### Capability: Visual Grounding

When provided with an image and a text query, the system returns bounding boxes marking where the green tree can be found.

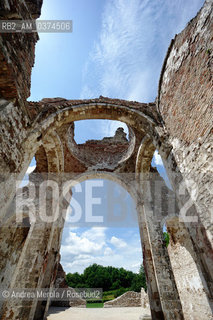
[66,272,84,287]
[163,232,170,247]
[130,265,147,292]
[65,263,147,293]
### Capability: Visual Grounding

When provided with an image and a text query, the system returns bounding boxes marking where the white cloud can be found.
[153,150,163,166]
[79,0,204,143]
[26,166,36,174]
[101,120,128,137]
[81,0,155,101]
[131,262,141,269]
[80,0,204,105]
[60,227,143,274]
[61,227,107,257]
[62,232,102,255]
[104,247,113,256]
[110,236,127,248]
[81,227,107,242]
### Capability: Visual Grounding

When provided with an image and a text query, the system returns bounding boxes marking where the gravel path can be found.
[47,307,151,320]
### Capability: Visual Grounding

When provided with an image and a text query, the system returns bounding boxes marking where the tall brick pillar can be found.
[138,174,184,320]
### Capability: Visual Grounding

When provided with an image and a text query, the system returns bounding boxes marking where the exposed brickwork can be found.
[66,125,136,171]
[28,97,159,123]
[0,1,42,104]
[158,1,213,144]
[0,100,30,172]
[158,3,213,316]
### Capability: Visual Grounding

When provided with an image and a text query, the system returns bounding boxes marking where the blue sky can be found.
[60,180,142,273]
[27,0,204,273]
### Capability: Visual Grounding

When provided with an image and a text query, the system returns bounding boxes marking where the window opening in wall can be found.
[151,150,172,190]
[74,120,129,144]
[20,157,37,187]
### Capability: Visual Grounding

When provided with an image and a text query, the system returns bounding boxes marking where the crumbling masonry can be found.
[0,0,212,319]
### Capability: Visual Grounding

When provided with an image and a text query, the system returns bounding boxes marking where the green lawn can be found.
[103,294,114,300]
[102,289,117,301]
[86,302,104,308]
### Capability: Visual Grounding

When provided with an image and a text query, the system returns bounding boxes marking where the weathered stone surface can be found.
[51,263,86,308]
[104,291,143,308]
[141,288,149,309]
[139,315,152,320]
[0,1,42,105]
[54,262,68,289]
[103,288,149,309]
[66,125,135,170]
[167,218,213,320]
[158,1,213,317]
[158,0,213,144]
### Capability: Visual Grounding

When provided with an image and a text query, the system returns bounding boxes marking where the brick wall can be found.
[0,0,43,105]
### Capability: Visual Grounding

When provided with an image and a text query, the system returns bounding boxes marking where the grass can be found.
[103,294,114,300]
[102,289,117,301]
[86,302,104,308]
[86,289,129,308]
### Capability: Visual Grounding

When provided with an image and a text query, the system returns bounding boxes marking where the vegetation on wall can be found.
[163,231,170,247]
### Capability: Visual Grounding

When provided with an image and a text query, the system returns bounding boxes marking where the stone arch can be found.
[0,133,65,320]
[0,99,162,220]
[37,131,64,173]
[0,98,211,319]
[32,170,141,320]
[136,137,213,319]
[135,137,184,319]
[64,170,138,202]
[66,123,136,170]
[25,100,161,156]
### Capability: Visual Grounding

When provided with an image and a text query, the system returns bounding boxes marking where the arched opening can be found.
[74,120,129,144]
[66,120,135,170]
[151,150,172,190]
[61,179,140,269]
[150,149,213,319]
[0,144,62,319]
[151,150,172,247]
[47,177,149,316]
[20,157,37,187]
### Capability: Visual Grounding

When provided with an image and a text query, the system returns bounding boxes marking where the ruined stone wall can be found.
[0,1,42,104]
[158,0,213,234]
[0,0,43,218]
[158,0,213,316]
[0,100,30,173]
[158,1,212,143]
[65,124,138,171]
[0,96,35,225]
[167,219,213,320]
[50,263,86,308]
[104,291,143,308]
[0,224,30,292]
